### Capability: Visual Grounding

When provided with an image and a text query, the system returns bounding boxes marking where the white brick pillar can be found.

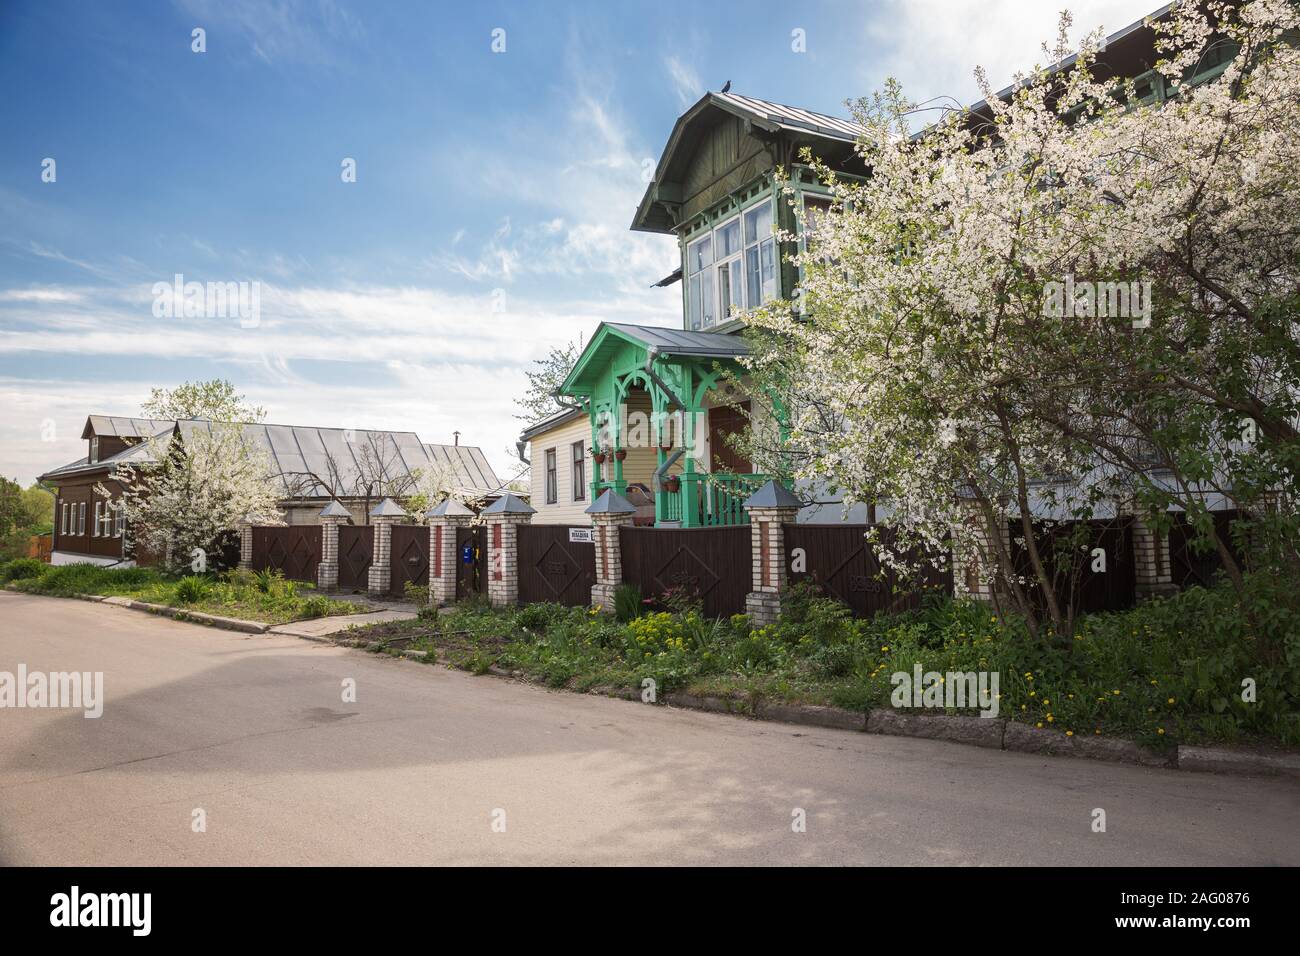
[237,522,253,570]
[1127,509,1175,600]
[481,493,535,608]
[367,497,408,595]
[743,481,802,625]
[951,499,1010,603]
[317,500,350,590]
[587,489,637,613]
[426,498,474,606]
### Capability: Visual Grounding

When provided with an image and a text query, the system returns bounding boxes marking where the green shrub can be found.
[403,581,430,607]
[1,558,47,583]
[299,595,332,619]
[174,575,210,604]
[613,583,643,622]
[253,569,278,593]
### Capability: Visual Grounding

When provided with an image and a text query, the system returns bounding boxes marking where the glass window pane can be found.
[687,235,711,274]
[717,264,731,319]
[688,274,701,329]
[700,269,715,327]
[761,239,776,302]
[717,219,740,258]
[746,246,761,308]
[743,200,771,245]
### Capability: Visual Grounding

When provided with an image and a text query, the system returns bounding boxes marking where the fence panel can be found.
[1169,510,1243,590]
[620,525,751,618]
[517,524,596,607]
[390,524,430,597]
[1009,518,1135,617]
[251,525,321,583]
[784,524,953,619]
[338,524,373,591]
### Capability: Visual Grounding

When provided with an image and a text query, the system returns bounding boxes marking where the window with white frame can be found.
[115,504,125,538]
[89,436,99,463]
[78,502,86,536]
[92,502,100,537]
[60,502,67,535]
[685,197,776,330]
[100,501,113,537]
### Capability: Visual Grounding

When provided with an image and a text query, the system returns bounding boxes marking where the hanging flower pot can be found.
[593,451,607,464]
[664,475,681,493]
[614,448,627,462]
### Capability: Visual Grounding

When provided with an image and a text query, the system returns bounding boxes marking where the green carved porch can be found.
[559,322,777,527]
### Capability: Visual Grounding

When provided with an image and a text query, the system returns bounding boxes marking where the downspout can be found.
[515,440,530,467]
[642,347,687,411]
[653,449,684,490]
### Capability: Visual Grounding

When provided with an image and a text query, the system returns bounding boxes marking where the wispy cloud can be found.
[664,55,702,110]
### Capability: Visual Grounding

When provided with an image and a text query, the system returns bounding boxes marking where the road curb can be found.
[1178,744,1300,778]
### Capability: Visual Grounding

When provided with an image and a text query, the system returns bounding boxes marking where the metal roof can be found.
[318,500,352,518]
[81,416,173,440]
[604,322,751,358]
[712,91,867,143]
[481,492,536,515]
[519,405,586,442]
[744,479,804,509]
[427,498,475,518]
[369,497,408,518]
[585,489,637,515]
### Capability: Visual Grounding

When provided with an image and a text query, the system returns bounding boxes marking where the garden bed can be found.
[2,559,367,626]
[350,576,1299,751]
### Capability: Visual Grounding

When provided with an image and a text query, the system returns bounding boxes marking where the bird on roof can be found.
[720,80,731,93]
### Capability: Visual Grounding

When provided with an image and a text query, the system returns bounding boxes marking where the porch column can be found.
[427,498,474,606]
[237,521,253,570]
[586,490,637,613]
[481,493,535,608]
[743,481,802,625]
[367,497,408,595]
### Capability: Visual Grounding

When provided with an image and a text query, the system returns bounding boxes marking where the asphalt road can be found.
[0,591,1295,866]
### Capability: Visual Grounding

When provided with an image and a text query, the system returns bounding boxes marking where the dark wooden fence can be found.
[784,524,953,619]
[620,525,750,618]
[1169,510,1244,589]
[1009,518,1135,617]
[337,524,373,591]
[390,524,431,596]
[251,525,321,582]
[517,524,596,607]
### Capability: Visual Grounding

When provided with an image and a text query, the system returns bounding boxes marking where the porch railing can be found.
[674,472,771,527]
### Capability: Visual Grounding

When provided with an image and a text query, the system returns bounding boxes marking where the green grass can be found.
[350,577,1300,750]
[8,562,368,625]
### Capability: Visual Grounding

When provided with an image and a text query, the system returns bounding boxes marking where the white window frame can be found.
[115,504,125,538]
[78,502,86,536]
[684,195,776,330]
[89,436,99,463]
[60,502,68,535]
[92,502,100,537]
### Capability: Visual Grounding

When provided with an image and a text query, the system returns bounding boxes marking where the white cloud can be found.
[861,0,1163,111]
[664,55,703,110]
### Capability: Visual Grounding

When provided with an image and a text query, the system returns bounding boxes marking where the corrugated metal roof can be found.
[714,91,866,143]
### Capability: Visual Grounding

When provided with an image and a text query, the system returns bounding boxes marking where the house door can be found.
[708,401,752,473]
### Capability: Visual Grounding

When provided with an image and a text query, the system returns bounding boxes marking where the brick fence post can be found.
[316,500,350,590]
[1125,507,1176,600]
[586,489,637,613]
[237,521,253,570]
[426,498,474,606]
[742,481,803,625]
[367,497,408,596]
[950,498,1010,603]
[481,493,535,608]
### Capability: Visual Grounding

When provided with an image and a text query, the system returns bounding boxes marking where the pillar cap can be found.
[743,480,803,510]
[481,492,536,515]
[426,497,474,518]
[369,496,408,518]
[319,500,351,519]
[585,489,637,515]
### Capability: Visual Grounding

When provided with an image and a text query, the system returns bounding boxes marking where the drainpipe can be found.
[653,449,685,491]
[515,440,530,466]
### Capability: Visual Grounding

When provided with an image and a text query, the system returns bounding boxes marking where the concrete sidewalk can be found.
[268,606,417,640]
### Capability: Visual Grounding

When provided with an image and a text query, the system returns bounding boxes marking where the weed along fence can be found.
[784,524,953,618]
[620,525,751,618]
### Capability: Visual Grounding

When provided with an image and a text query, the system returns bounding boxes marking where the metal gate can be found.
[389,524,430,596]
[517,525,596,607]
[337,524,373,591]
[783,524,953,619]
[251,525,321,583]
[619,525,750,618]
[456,525,486,600]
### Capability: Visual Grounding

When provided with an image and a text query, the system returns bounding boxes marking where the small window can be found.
[92,502,100,537]
[78,502,86,536]
[544,448,558,505]
[89,436,99,463]
[571,441,585,501]
[60,502,68,535]
[115,505,125,538]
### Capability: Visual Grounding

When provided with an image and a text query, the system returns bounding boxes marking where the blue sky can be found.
[0,0,1158,486]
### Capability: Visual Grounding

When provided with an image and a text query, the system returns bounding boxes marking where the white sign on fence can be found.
[568,527,593,543]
